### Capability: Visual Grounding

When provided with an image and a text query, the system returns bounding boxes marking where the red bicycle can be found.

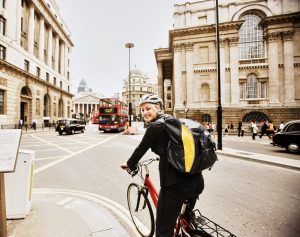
[124,158,236,237]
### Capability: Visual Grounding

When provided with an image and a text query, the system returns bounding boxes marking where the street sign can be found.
[0,129,22,237]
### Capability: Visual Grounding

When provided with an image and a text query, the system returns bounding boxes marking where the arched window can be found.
[239,12,264,59]
[246,73,258,98]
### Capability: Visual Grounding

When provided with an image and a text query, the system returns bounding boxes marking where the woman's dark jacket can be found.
[127,114,203,188]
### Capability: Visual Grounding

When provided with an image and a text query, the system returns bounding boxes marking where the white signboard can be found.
[0,129,22,173]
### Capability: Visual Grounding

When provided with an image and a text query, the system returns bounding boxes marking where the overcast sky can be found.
[55,0,193,97]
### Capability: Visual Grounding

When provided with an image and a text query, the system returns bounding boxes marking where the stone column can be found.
[60,42,65,76]
[47,28,53,66]
[27,3,35,54]
[173,44,184,108]
[157,61,163,99]
[54,35,59,71]
[219,38,226,105]
[185,43,194,105]
[282,31,295,104]
[16,0,22,45]
[229,37,239,106]
[38,16,45,60]
[267,33,280,104]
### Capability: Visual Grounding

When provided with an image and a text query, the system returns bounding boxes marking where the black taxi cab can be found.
[55,119,85,135]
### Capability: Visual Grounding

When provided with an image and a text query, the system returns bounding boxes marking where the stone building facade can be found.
[154,0,300,127]
[0,0,73,126]
[122,69,157,119]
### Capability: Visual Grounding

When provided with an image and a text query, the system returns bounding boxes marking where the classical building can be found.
[72,79,104,116]
[122,69,157,119]
[155,0,300,127]
[0,0,73,126]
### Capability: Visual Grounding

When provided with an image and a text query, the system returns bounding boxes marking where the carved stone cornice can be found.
[228,37,239,47]
[169,21,243,47]
[219,38,227,47]
[260,12,300,27]
[173,43,183,52]
[239,65,269,70]
[265,32,281,43]
[0,78,7,87]
[194,68,216,72]
[185,42,194,51]
[282,31,294,41]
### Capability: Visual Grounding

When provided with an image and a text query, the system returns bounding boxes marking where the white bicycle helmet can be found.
[139,94,163,108]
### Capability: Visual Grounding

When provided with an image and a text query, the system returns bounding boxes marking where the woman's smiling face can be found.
[140,103,160,122]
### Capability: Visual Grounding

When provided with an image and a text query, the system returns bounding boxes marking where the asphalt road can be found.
[20,125,300,237]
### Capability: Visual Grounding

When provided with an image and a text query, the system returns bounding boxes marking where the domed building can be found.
[122,69,157,120]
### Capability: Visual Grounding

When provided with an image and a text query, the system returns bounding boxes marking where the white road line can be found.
[57,197,74,206]
[30,134,74,154]
[33,188,141,237]
[57,136,91,144]
[34,134,118,174]
[35,156,65,161]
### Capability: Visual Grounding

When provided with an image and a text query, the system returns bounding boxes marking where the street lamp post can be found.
[215,0,222,150]
[125,43,134,127]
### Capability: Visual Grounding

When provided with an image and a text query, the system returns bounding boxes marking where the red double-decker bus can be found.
[91,110,99,124]
[98,98,128,132]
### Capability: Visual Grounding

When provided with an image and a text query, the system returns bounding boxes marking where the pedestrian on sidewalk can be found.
[278,121,285,132]
[259,120,268,139]
[223,123,229,136]
[251,120,258,140]
[18,118,23,129]
[267,121,275,139]
[237,119,243,137]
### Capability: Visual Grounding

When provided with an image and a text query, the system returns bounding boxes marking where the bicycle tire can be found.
[127,183,155,237]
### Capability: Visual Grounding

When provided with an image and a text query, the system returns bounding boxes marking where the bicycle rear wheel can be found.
[127,183,155,237]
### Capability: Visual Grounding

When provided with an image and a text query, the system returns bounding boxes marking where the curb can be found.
[216,150,300,171]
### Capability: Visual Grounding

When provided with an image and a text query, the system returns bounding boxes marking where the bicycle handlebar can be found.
[126,157,159,177]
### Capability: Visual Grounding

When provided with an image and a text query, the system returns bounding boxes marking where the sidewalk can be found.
[7,123,300,237]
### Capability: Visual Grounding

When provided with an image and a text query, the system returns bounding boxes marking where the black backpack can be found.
[158,116,218,174]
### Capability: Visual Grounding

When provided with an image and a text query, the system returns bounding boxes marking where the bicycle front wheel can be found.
[127,183,155,237]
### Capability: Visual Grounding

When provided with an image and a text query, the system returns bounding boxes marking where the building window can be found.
[60,81,62,89]
[261,81,267,98]
[36,67,40,78]
[239,83,244,99]
[246,74,258,98]
[0,44,6,60]
[68,86,70,92]
[67,71,70,80]
[24,59,29,71]
[53,77,56,86]
[0,15,5,35]
[0,90,4,114]
[46,72,49,82]
[238,13,264,59]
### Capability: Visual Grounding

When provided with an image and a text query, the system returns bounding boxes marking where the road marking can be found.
[34,134,119,174]
[33,188,142,237]
[57,197,74,206]
[35,156,65,161]
[30,134,74,154]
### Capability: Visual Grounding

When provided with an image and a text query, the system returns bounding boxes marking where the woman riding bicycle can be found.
[121,94,204,237]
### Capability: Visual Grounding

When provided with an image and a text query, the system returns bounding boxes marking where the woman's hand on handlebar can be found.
[120,163,129,170]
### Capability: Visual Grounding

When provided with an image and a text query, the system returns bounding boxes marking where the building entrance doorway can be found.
[20,101,27,123]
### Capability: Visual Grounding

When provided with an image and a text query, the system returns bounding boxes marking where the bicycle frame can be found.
[144,174,159,208]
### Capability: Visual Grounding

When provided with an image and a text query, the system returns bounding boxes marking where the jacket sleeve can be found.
[127,124,161,170]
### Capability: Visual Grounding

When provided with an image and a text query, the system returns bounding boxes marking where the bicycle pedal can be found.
[193,216,207,226]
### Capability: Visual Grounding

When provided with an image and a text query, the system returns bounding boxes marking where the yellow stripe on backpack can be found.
[181,125,195,172]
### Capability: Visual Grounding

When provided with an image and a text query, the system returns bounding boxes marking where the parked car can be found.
[272,120,300,153]
[56,119,85,135]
